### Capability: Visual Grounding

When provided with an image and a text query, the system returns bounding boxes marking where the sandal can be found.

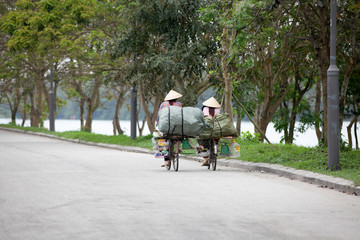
[161,161,169,167]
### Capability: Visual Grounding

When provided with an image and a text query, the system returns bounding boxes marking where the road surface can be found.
[0,129,359,240]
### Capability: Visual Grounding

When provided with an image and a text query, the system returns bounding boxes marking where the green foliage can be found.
[240,131,260,143]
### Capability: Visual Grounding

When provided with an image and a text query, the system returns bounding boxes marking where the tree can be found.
[344,69,360,148]
[1,0,71,126]
[114,0,219,133]
[296,0,330,144]
[226,0,307,141]
[337,0,360,131]
[272,69,316,144]
[198,0,237,123]
[104,71,131,135]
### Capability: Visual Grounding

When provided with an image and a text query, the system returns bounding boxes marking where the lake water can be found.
[0,118,356,148]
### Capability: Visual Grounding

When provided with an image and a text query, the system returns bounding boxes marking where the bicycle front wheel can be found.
[211,152,217,171]
[173,152,179,171]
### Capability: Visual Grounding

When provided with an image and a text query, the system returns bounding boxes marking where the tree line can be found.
[0,0,359,148]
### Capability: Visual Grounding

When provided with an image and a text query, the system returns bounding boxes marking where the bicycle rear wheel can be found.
[168,139,179,171]
[166,158,171,170]
[209,140,217,171]
[166,140,172,171]
[172,139,180,171]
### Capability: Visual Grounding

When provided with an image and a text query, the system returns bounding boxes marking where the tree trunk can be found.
[31,84,43,127]
[257,75,288,141]
[287,110,297,145]
[29,91,35,127]
[236,111,241,136]
[315,79,322,142]
[355,120,359,149]
[347,115,356,149]
[73,76,102,132]
[354,101,359,149]
[6,89,21,124]
[319,61,328,144]
[287,73,313,145]
[339,63,354,131]
[10,100,17,124]
[138,80,161,133]
[136,103,145,137]
[254,102,261,133]
[221,28,234,123]
[112,93,125,135]
[84,99,93,132]
[84,87,101,133]
[112,116,124,135]
[11,110,16,124]
[80,99,85,131]
[21,95,27,127]
[137,116,146,137]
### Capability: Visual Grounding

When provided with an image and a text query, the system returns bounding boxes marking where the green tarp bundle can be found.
[197,113,238,140]
[158,106,206,137]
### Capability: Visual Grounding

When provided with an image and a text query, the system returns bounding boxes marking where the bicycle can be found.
[197,138,219,171]
[166,136,183,171]
[207,138,219,171]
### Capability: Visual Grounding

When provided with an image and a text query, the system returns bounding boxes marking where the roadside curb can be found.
[1,126,359,196]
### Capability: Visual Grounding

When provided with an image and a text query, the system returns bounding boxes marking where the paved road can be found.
[0,129,359,240]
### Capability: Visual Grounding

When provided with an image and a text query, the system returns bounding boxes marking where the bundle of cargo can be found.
[158,106,206,137]
[197,112,238,140]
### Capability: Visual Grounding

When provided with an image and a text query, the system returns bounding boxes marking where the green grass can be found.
[1,123,360,186]
[238,140,360,186]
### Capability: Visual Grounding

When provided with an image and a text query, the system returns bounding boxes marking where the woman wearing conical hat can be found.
[160,90,183,108]
[157,90,183,125]
[157,90,183,167]
[202,97,221,117]
[199,97,221,167]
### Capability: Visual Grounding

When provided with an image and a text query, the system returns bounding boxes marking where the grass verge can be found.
[1,123,359,186]
[238,140,360,186]
[0,124,153,149]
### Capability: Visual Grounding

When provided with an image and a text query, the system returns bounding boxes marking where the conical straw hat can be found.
[203,97,221,108]
[164,90,183,101]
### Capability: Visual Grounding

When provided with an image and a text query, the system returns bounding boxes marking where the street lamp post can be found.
[327,0,340,170]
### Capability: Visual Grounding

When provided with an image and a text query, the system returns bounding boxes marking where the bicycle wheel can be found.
[171,139,179,171]
[166,158,171,170]
[166,140,172,171]
[210,140,217,171]
[173,152,179,171]
[207,140,212,169]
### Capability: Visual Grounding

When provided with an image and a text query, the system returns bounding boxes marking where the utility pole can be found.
[49,58,55,131]
[327,0,340,170]
[130,87,137,140]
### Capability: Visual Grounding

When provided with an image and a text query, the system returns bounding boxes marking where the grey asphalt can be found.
[0,128,360,240]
